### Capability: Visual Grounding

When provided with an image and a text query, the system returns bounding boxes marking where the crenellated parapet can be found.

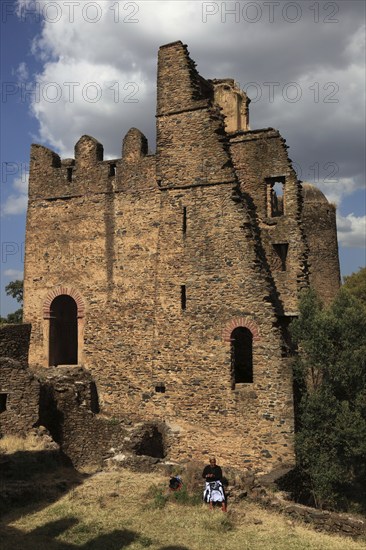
[28,144,62,198]
[28,130,153,200]
[122,128,148,163]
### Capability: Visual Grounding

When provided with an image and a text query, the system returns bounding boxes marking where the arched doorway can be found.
[231,327,253,387]
[49,295,78,366]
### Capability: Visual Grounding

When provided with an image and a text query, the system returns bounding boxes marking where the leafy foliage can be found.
[343,267,366,308]
[1,280,23,324]
[5,279,24,304]
[291,279,366,511]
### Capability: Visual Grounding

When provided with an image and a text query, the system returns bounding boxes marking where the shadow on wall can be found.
[132,424,166,459]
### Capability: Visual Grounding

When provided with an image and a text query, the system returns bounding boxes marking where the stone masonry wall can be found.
[141,41,294,472]
[0,357,40,436]
[36,366,124,467]
[149,181,295,471]
[0,324,31,365]
[22,41,340,474]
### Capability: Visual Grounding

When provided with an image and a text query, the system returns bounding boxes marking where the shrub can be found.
[290,283,366,511]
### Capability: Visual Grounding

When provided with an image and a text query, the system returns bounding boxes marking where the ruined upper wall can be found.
[229,128,308,314]
[156,42,235,188]
[157,41,213,116]
[212,79,250,133]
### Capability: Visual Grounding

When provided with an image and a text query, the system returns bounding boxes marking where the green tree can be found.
[291,281,366,511]
[5,309,23,323]
[1,279,23,324]
[343,267,366,307]
[5,279,23,304]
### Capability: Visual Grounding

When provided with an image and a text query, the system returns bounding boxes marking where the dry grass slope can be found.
[0,434,47,454]
[1,469,365,550]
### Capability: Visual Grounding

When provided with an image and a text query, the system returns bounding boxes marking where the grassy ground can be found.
[0,434,47,454]
[1,469,365,550]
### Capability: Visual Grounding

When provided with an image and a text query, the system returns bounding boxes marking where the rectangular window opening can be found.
[155,383,166,393]
[183,206,187,235]
[181,285,186,310]
[0,393,8,413]
[109,163,117,177]
[266,177,285,217]
[67,167,73,183]
[273,243,289,271]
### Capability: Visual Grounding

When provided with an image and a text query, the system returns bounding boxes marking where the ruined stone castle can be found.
[4,42,341,472]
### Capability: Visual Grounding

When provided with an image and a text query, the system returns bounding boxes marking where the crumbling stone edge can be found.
[251,492,366,539]
[216,467,365,539]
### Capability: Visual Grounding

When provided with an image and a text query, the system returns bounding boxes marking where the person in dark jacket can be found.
[202,457,223,482]
[202,457,227,511]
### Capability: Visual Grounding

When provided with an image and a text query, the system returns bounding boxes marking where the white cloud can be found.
[337,213,366,248]
[2,194,28,216]
[3,269,24,279]
[31,59,147,157]
[13,173,29,195]
[318,178,363,206]
[16,2,364,154]
[1,174,29,216]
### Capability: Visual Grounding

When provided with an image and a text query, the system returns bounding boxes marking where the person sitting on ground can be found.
[202,456,227,511]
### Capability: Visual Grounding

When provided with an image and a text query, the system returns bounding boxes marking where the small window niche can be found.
[231,327,253,388]
[155,383,166,393]
[67,167,73,183]
[0,393,8,413]
[109,163,117,177]
[266,177,285,217]
[181,285,186,310]
[90,382,100,414]
[272,243,289,271]
[182,206,187,235]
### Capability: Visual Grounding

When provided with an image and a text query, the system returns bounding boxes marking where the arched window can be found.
[231,327,253,387]
[49,295,78,366]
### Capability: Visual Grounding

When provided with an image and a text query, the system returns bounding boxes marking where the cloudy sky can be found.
[1,0,365,315]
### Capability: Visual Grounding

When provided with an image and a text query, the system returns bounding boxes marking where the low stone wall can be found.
[36,366,125,467]
[0,324,31,364]
[0,357,40,436]
[259,495,366,538]
[0,358,169,469]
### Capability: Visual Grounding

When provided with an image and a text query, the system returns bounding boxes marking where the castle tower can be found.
[301,183,341,305]
[23,41,340,473]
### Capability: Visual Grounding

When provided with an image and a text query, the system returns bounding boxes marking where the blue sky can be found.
[1,0,365,315]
